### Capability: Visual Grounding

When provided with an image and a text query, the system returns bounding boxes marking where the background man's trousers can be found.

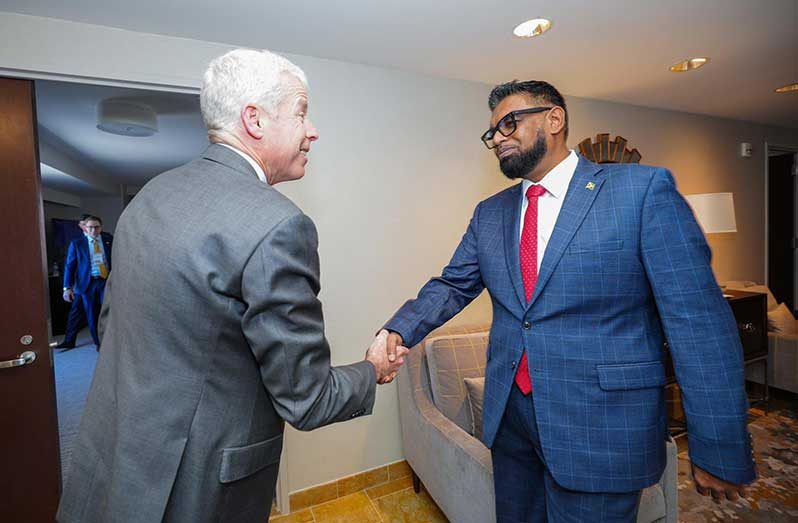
[59,300,87,348]
[78,278,106,347]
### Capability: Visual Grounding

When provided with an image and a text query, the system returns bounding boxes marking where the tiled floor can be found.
[270,477,448,523]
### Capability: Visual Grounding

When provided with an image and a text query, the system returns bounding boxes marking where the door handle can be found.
[0,351,36,370]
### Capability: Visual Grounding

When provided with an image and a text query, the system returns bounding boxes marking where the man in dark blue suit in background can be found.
[63,215,113,350]
[382,80,754,522]
[55,214,90,350]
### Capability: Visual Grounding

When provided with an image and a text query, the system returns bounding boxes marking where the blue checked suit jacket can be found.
[386,156,755,493]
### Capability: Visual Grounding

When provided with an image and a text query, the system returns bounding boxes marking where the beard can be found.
[499,129,547,180]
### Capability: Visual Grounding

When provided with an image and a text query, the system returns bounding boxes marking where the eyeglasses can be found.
[480,107,552,149]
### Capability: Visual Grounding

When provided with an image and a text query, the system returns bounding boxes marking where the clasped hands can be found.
[365,330,408,385]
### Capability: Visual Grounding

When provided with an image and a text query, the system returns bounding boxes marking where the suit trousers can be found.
[62,298,87,345]
[79,278,106,347]
[491,386,642,523]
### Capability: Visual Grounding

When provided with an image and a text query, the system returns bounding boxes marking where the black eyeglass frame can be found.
[480,107,553,149]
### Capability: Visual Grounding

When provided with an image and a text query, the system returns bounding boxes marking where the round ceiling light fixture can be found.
[97,99,158,137]
[513,18,552,39]
[669,57,710,72]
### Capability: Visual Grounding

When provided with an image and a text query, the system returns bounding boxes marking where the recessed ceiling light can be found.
[775,82,798,93]
[513,18,552,39]
[669,57,710,72]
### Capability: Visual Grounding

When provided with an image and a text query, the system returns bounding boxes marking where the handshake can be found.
[364,329,409,385]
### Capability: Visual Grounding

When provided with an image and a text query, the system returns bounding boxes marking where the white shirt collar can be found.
[218,143,268,184]
[521,150,579,199]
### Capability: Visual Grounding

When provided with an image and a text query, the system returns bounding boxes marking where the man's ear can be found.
[241,104,265,139]
[546,106,566,136]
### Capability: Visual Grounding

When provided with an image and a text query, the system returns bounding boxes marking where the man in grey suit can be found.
[57,49,407,523]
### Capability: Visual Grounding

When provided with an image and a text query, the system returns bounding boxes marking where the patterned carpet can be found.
[677,401,798,522]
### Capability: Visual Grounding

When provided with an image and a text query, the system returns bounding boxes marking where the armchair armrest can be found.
[767,332,798,393]
[397,346,495,523]
[661,437,678,523]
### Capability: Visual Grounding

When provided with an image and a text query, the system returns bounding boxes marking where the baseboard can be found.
[288,460,412,512]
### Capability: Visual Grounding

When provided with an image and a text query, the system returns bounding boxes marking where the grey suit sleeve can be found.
[240,213,377,431]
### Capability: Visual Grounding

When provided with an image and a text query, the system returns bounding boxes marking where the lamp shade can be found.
[97,99,158,137]
[684,192,737,233]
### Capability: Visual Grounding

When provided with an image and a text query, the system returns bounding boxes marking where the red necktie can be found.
[515,184,547,395]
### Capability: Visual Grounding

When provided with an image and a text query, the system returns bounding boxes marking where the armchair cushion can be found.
[424,332,488,433]
[769,303,797,334]
[464,377,485,440]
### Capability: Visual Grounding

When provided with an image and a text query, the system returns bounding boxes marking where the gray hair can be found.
[200,49,308,137]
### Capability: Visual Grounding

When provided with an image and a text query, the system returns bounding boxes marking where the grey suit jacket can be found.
[57,144,377,523]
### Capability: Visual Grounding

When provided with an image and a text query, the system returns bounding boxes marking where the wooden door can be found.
[0,77,61,521]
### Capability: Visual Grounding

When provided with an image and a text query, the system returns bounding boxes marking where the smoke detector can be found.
[97,99,158,137]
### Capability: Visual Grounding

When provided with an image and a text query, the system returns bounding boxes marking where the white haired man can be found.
[56,49,407,523]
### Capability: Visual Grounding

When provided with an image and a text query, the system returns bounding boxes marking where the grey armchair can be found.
[397,324,678,523]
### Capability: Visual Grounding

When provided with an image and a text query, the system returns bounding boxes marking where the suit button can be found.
[523,321,531,330]
[511,361,516,368]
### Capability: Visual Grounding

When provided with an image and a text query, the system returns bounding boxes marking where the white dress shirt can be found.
[519,150,579,269]
[218,143,268,184]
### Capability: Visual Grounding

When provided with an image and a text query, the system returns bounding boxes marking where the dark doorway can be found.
[768,150,797,314]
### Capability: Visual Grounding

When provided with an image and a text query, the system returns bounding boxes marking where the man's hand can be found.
[385,331,405,363]
[63,289,74,302]
[366,330,409,384]
[691,463,748,503]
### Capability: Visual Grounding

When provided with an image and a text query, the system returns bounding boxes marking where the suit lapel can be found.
[528,158,605,307]
[502,184,527,308]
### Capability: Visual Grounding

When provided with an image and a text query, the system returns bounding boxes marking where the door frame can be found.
[3,68,291,515]
[764,142,798,313]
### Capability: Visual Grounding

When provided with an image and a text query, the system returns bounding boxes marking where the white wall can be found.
[2,12,797,494]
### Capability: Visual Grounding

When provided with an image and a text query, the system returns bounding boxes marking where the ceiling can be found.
[35,81,208,195]
[4,0,797,130]
[40,163,103,195]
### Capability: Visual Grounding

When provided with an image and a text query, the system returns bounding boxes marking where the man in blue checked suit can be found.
[382,80,754,522]
[62,215,113,349]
